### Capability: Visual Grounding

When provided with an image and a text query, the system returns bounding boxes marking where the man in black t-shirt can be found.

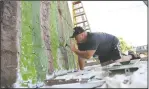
[70,26,140,69]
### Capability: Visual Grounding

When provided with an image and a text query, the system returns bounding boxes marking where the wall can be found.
[1,1,21,87]
[1,1,78,88]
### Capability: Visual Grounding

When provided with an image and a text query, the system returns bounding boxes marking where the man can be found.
[70,26,140,70]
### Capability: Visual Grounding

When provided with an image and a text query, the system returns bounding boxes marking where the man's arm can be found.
[74,49,96,59]
[78,57,86,70]
[71,37,98,59]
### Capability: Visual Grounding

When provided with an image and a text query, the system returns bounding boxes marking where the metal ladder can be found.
[72,1,91,32]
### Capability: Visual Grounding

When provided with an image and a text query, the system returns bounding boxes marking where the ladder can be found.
[72,1,91,32]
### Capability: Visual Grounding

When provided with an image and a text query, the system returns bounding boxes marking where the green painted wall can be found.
[21,2,37,86]
[32,1,48,82]
[49,1,60,70]
[20,1,77,87]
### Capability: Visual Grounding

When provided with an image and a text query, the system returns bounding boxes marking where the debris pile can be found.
[42,60,147,88]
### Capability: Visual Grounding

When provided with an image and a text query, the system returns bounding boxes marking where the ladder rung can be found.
[73,7,83,10]
[84,26,90,29]
[75,20,87,25]
[84,25,89,27]
[72,1,81,5]
[74,12,85,17]
[85,28,90,31]
[86,25,89,27]
[83,25,89,29]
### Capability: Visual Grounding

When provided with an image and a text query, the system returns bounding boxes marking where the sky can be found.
[68,1,147,47]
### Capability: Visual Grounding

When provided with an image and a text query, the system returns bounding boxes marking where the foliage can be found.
[118,37,133,53]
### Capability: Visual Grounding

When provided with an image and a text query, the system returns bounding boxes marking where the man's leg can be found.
[111,42,140,62]
[116,51,140,62]
[100,37,140,65]
[115,55,132,62]
[98,55,113,66]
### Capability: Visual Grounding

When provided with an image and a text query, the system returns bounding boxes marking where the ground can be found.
[41,60,147,88]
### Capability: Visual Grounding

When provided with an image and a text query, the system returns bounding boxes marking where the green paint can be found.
[55,1,76,70]
[32,1,48,82]
[49,1,59,69]
[55,1,69,70]
[20,1,49,87]
[20,1,77,87]
[54,1,77,70]
[63,1,77,70]
[20,1,37,87]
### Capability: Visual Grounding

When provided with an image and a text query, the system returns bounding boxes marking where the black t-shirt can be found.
[78,32,119,56]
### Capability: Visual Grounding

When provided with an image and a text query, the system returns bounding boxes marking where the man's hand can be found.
[70,40,96,59]
[70,42,77,52]
[70,43,95,59]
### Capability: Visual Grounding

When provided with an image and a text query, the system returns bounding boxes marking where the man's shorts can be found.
[99,38,122,66]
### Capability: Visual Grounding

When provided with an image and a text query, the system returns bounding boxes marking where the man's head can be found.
[70,26,87,43]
